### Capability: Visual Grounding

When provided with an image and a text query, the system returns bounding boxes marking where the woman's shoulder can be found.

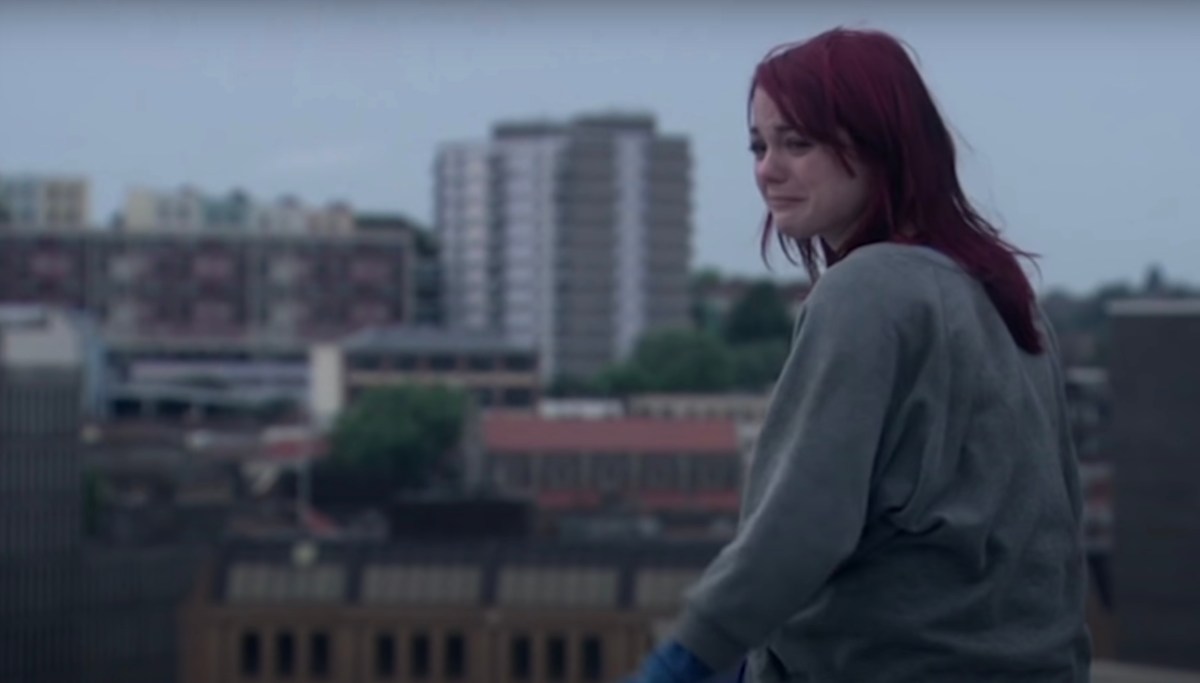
[810,242,956,314]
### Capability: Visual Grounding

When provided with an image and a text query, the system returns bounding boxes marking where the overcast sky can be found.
[1,1,1196,293]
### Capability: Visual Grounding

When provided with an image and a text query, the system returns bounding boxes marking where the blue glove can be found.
[623,640,715,683]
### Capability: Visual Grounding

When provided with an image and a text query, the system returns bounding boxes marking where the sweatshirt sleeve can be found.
[671,259,909,673]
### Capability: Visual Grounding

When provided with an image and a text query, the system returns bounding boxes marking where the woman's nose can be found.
[757,151,787,184]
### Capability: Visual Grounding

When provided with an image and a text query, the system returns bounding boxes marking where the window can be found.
[194,300,234,328]
[350,353,384,371]
[510,635,532,681]
[546,635,567,682]
[374,633,396,678]
[239,632,261,677]
[582,636,604,682]
[504,354,535,371]
[693,456,738,491]
[276,632,295,678]
[502,388,534,407]
[309,632,331,678]
[593,456,630,492]
[410,632,431,680]
[640,458,677,490]
[193,254,234,279]
[445,631,467,680]
[467,355,495,371]
[542,456,580,490]
[498,457,532,490]
[350,258,390,285]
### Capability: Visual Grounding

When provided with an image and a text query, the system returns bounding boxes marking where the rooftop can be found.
[484,414,740,455]
[342,325,537,356]
[0,304,99,369]
[205,536,722,610]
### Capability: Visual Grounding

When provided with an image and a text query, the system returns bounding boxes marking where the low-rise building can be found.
[178,534,1150,683]
[179,537,723,683]
[482,414,741,539]
[309,327,540,425]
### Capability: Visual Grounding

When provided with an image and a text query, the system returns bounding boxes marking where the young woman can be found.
[625,27,1091,683]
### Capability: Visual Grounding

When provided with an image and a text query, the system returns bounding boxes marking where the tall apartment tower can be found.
[0,305,103,682]
[435,113,691,381]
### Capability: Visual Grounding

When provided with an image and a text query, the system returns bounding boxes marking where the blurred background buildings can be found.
[1,3,1198,682]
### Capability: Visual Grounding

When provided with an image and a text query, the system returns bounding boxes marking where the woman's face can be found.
[749,87,870,250]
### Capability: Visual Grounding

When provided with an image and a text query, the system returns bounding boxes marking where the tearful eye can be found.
[785,137,813,152]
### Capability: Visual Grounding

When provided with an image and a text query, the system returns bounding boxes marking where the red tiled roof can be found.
[535,490,740,513]
[261,435,329,461]
[483,414,739,455]
[301,507,340,536]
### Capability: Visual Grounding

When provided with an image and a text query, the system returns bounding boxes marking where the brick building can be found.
[0,228,429,343]
[482,414,741,538]
[179,537,723,683]
[177,534,1161,683]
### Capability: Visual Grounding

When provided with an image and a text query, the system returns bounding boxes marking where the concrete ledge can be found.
[1093,660,1200,683]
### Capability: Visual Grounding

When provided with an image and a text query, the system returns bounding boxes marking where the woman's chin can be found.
[774,222,817,242]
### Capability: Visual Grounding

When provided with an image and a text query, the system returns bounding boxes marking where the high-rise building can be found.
[0,172,90,229]
[0,305,104,682]
[435,113,691,381]
[1107,298,1200,671]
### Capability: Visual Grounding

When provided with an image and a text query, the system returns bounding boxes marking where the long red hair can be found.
[754,27,1043,353]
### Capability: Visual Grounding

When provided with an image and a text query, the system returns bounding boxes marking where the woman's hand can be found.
[618,640,715,683]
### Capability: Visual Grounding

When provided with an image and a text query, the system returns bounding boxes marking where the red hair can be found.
[753,27,1043,354]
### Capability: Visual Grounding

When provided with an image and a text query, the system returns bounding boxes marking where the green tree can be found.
[622,328,736,393]
[688,267,725,334]
[731,338,791,391]
[328,384,468,490]
[1142,263,1167,294]
[547,373,607,397]
[594,362,654,396]
[724,280,793,346]
[690,267,723,290]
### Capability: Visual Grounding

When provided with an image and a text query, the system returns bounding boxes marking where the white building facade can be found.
[435,114,692,382]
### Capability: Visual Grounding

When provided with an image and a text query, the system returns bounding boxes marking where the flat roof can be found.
[1108,298,1200,317]
[484,414,740,455]
[343,326,536,355]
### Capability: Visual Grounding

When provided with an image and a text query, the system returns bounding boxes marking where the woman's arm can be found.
[668,258,911,675]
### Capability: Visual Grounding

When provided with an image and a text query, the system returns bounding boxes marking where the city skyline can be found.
[1,2,1196,293]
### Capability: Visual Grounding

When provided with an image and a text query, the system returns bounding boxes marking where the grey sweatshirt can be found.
[673,243,1091,682]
